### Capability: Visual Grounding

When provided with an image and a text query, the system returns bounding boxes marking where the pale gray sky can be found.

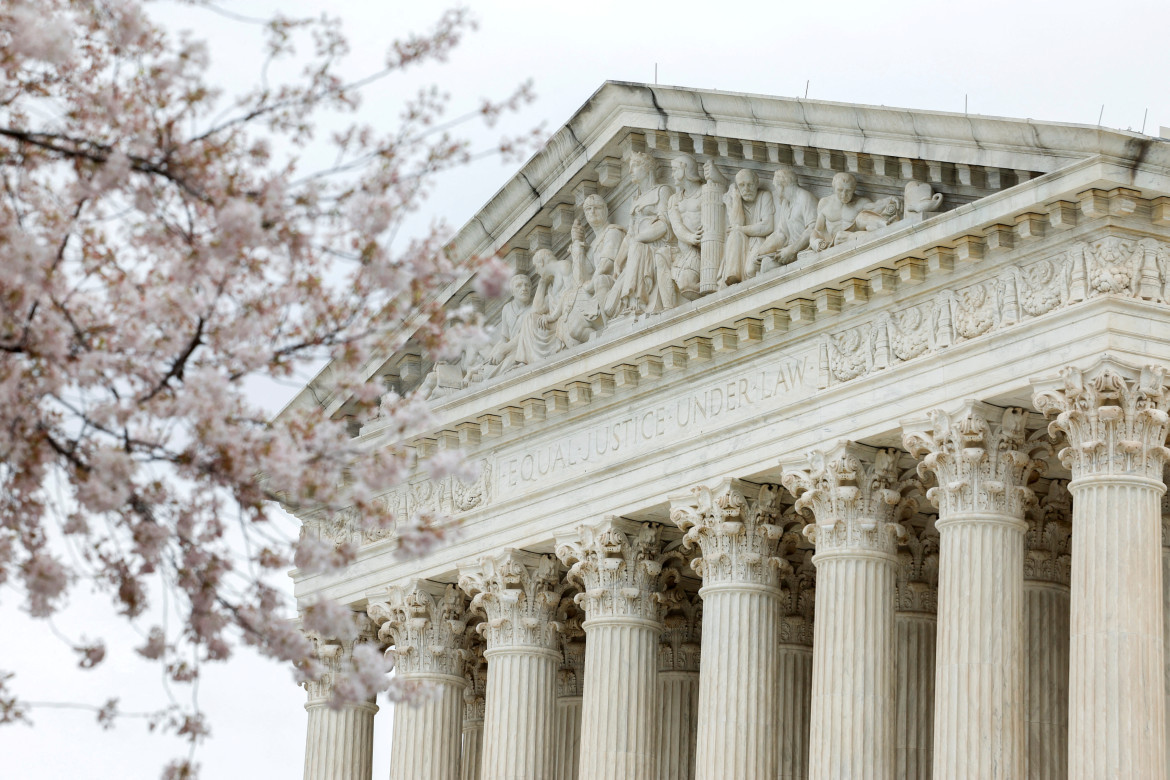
[3,0,1168,777]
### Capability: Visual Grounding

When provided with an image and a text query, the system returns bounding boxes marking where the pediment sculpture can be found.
[421,151,947,401]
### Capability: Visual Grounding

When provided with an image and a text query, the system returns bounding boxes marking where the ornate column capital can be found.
[782,440,911,554]
[462,634,487,723]
[778,548,816,645]
[1024,480,1072,586]
[457,548,564,653]
[1032,359,1170,482]
[896,520,939,614]
[555,517,679,624]
[366,580,470,680]
[302,614,381,707]
[668,478,787,588]
[658,584,702,671]
[555,597,586,697]
[902,401,1046,519]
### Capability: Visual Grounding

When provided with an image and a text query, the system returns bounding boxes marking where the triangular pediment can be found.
[287,81,1170,429]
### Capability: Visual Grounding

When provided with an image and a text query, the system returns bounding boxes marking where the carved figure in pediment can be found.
[653,153,705,310]
[903,180,944,222]
[556,235,606,348]
[605,151,673,317]
[757,167,818,271]
[720,168,775,285]
[418,356,466,400]
[571,195,625,308]
[809,172,902,251]
[498,248,572,371]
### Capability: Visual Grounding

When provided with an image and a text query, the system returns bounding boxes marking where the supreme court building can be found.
[290,82,1170,779]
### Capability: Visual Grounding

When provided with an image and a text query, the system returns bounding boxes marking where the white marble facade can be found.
[289,82,1170,779]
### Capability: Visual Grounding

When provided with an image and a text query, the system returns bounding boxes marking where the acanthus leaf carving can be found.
[1024,480,1072,585]
[366,580,470,679]
[902,402,1047,519]
[1032,359,1170,480]
[895,519,939,614]
[669,479,787,588]
[781,441,914,555]
[555,517,680,623]
[456,549,565,652]
[657,584,702,672]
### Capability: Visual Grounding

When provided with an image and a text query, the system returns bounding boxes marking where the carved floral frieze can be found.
[822,237,1170,387]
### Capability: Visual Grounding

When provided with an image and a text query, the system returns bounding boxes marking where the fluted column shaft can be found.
[458,550,564,780]
[389,674,466,780]
[777,643,813,780]
[579,617,661,778]
[670,480,787,780]
[696,583,781,778]
[461,716,484,780]
[657,670,699,780]
[895,612,936,780]
[1068,477,1165,778]
[554,695,583,780]
[1164,521,1170,778]
[1023,581,1069,780]
[481,646,560,779]
[1034,361,1170,779]
[557,518,672,780]
[808,545,898,778]
[303,698,378,780]
[933,513,1026,779]
[785,441,906,780]
[905,403,1045,780]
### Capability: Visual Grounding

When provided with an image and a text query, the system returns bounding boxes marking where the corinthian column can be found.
[366,582,469,780]
[557,518,675,779]
[1022,481,1071,780]
[554,599,585,780]
[656,584,701,780]
[670,479,786,780]
[1164,492,1170,774]
[776,543,815,780]
[1034,360,1170,779]
[783,441,909,780]
[461,637,487,780]
[302,623,380,780]
[894,518,939,780]
[904,402,1044,780]
[458,549,563,780]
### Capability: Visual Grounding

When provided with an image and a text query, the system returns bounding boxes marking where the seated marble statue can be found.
[505,248,572,370]
[720,168,775,285]
[809,172,902,251]
[418,354,467,401]
[571,194,626,307]
[464,273,533,382]
[756,167,818,271]
[653,153,705,310]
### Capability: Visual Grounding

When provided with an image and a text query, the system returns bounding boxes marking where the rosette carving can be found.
[555,518,681,623]
[782,441,913,554]
[457,549,564,651]
[1023,480,1072,585]
[366,581,470,678]
[657,584,702,671]
[1032,360,1170,481]
[669,479,788,588]
[895,520,939,614]
[903,402,1047,518]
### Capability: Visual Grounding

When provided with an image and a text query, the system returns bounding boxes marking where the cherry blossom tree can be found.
[0,1,529,774]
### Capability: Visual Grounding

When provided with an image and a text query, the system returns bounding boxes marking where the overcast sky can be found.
[3,0,1169,777]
